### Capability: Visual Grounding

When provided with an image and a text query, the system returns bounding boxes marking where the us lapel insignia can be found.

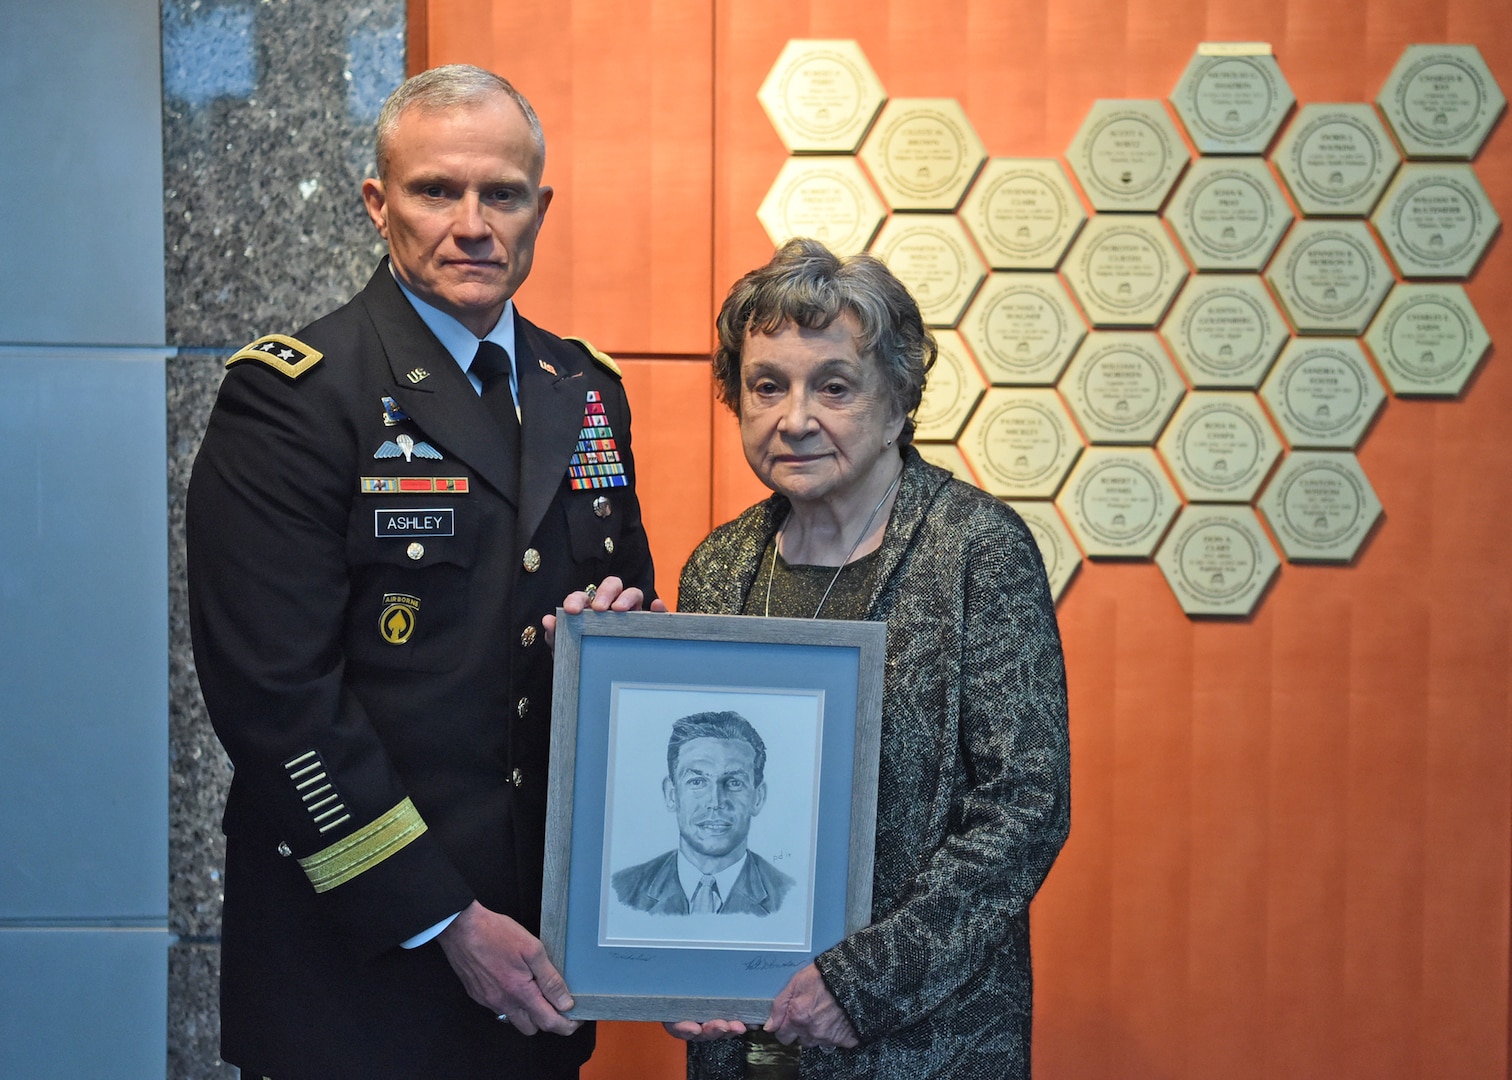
[568,389,628,490]
[380,396,411,426]
[375,433,443,462]
[404,367,430,384]
[538,358,558,377]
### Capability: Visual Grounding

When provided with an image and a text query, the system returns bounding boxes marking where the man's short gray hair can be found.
[713,237,937,445]
[375,64,545,180]
[666,711,767,788]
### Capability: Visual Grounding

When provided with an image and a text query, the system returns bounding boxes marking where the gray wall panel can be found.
[0,1,165,346]
[0,348,168,921]
[0,928,169,1078]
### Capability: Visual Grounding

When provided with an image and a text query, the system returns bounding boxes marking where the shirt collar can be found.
[390,267,517,392]
[677,850,747,911]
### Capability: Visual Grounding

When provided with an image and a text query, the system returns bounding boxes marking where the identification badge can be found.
[374,508,455,537]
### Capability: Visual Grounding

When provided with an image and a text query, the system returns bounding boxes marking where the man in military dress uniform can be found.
[187,65,660,1079]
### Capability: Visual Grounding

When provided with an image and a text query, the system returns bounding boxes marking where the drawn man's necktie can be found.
[690,873,721,913]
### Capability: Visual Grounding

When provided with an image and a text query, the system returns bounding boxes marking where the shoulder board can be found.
[226,334,324,379]
[564,336,622,378]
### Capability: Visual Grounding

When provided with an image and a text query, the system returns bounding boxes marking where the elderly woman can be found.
[662,237,1071,1079]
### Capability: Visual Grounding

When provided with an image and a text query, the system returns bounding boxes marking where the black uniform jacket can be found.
[187,261,656,1079]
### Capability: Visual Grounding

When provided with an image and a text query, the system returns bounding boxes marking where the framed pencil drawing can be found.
[543,610,886,1023]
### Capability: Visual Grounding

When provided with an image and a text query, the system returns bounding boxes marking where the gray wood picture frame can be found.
[543,609,886,1023]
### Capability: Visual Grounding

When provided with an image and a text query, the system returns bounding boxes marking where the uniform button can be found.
[406,542,425,561]
[511,768,524,788]
[520,625,537,648]
[603,537,615,554]
[277,842,292,857]
[522,548,541,572]
[592,496,611,519]
[517,697,530,718]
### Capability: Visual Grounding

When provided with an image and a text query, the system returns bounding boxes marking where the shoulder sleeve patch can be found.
[564,336,622,378]
[226,334,324,379]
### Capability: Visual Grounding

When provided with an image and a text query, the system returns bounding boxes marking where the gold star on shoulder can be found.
[227,334,324,379]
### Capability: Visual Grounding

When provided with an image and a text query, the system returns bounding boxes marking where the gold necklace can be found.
[764,468,902,620]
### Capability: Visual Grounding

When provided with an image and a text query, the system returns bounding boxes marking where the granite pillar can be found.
[162,2,405,1075]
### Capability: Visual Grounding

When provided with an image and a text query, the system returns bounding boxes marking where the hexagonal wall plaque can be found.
[1377,44,1507,160]
[914,441,979,485]
[1057,447,1182,558]
[1166,157,1293,271]
[1062,215,1189,328]
[914,330,987,441]
[859,99,986,210]
[758,40,887,153]
[959,158,1087,269]
[1265,221,1395,335]
[1169,45,1295,155]
[1067,100,1191,212]
[1273,104,1401,217]
[1156,505,1280,616]
[757,157,888,256]
[959,388,1083,499]
[1364,284,1490,397]
[959,273,1087,386]
[1258,451,1382,563]
[869,214,987,327]
[1161,275,1289,389]
[1060,332,1186,445]
[1008,500,1082,602]
[1261,338,1385,450]
[1157,392,1282,503]
[1371,164,1500,280]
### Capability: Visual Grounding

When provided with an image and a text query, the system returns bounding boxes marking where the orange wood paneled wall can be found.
[419,3,1512,1077]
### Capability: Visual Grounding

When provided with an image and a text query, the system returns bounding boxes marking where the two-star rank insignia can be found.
[375,433,442,462]
[568,390,628,490]
[226,334,324,379]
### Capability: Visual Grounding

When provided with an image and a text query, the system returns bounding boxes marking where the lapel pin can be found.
[380,396,411,426]
[405,367,430,384]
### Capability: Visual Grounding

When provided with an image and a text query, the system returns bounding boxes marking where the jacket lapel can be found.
[358,263,521,507]
[514,314,586,553]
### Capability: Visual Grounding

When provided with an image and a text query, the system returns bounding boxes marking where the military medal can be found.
[361,477,469,494]
[567,390,629,490]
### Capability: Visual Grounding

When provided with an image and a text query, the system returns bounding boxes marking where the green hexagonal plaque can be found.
[1377,44,1507,161]
[1265,221,1395,335]
[959,272,1087,386]
[1371,164,1500,280]
[1169,44,1295,155]
[1160,275,1289,389]
[1060,331,1186,445]
[1156,505,1280,616]
[1273,103,1401,217]
[1364,284,1490,397]
[1157,392,1282,503]
[1258,451,1382,563]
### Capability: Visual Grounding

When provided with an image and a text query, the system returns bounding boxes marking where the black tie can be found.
[471,340,522,453]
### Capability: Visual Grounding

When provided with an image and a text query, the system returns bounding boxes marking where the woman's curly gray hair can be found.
[713,238,937,445]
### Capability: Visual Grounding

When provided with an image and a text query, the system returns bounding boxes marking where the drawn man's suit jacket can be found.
[611,849,794,915]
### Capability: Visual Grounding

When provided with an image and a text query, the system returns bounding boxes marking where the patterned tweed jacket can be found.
[678,448,1071,1080]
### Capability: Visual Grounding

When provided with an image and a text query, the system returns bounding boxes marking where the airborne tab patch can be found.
[226,334,324,379]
